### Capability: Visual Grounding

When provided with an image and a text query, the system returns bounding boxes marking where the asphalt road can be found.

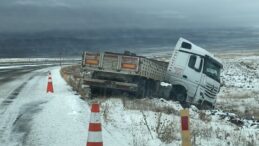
[0,64,58,145]
[0,65,55,84]
[0,63,89,146]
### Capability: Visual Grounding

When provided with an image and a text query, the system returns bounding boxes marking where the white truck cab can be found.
[166,38,223,109]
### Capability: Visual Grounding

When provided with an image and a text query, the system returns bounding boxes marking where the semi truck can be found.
[81,37,223,109]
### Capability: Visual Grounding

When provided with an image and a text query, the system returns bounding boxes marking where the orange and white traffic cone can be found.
[47,72,54,93]
[86,103,103,146]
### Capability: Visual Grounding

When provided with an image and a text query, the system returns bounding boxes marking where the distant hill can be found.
[0,28,258,58]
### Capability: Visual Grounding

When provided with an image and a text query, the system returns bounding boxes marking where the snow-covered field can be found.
[95,97,258,146]
[218,54,259,120]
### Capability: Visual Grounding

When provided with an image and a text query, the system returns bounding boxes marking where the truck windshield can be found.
[203,57,222,82]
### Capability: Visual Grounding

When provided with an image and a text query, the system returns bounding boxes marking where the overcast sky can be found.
[1,0,259,32]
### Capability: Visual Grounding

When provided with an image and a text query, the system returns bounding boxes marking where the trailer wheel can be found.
[136,78,146,98]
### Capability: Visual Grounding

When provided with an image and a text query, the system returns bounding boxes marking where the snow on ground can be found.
[0,64,49,69]
[93,97,258,146]
[25,68,90,146]
[0,75,29,104]
[0,66,92,146]
[0,67,53,145]
[217,54,259,119]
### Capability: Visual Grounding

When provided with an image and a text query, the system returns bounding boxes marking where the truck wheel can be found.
[136,78,146,98]
[169,86,186,101]
[136,85,146,98]
[197,101,214,110]
[170,86,189,108]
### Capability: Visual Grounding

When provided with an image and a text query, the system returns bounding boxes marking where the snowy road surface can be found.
[0,65,90,146]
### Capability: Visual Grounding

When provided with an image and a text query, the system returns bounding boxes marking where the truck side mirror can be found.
[194,56,201,70]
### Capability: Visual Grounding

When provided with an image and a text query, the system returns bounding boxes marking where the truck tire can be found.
[170,86,190,108]
[197,101,214,110]
[169,86,186,101]
[136,78,146,98]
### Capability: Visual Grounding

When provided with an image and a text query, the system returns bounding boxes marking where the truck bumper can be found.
[83,78,138,92]
[191,87,216,107]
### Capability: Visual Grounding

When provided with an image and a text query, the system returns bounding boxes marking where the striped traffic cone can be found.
[47,72,54,93]
[87,103,103,146]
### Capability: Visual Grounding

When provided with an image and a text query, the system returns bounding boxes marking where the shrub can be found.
[155,113,178,144]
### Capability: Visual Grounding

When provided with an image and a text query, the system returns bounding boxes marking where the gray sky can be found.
[1,0,259,32]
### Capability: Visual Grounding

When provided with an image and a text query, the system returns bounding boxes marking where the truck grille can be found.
[204,84,218,98]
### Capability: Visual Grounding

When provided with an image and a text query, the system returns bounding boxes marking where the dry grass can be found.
[216,51,259,59]
[192,124,258,146]
[240,61,258,70]
[131,125,149,146]
[219,90,259,99]
[60,66,92,99]
[121,97,180,143]
[198,111,211,123]
[155,112,179,144]
[102,103,111,123]
[122,97,179,115]
[218,89,259,120]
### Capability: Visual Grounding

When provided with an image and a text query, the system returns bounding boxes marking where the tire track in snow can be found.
[0,75,35,114]
[0,66,51,84]
[11,101,47,145]
[0,75,36,143]
[0,70,50,145]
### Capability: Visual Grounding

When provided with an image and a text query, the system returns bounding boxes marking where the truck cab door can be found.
[182,55,203,96]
